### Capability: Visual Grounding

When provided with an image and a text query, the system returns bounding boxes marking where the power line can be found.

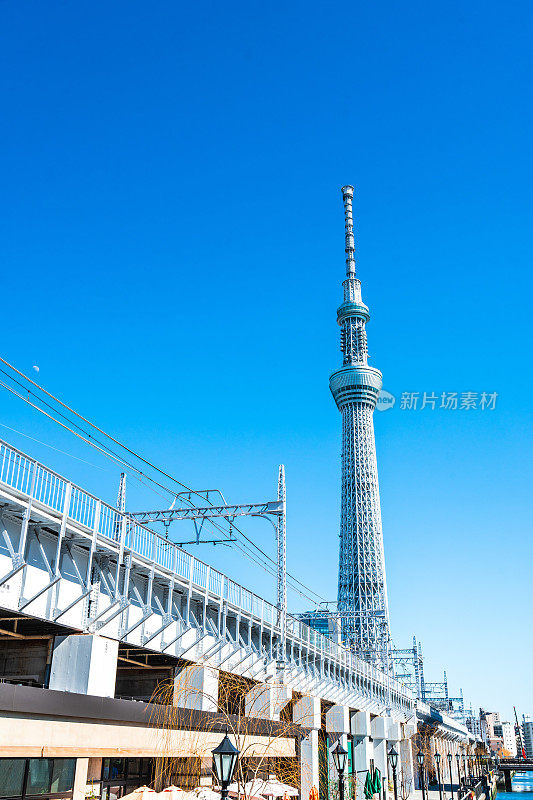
[0,422,110,471]
[0,358,326,604]
[0,356,205,500]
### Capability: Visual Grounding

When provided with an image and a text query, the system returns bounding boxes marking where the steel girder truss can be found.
[129,484,286,664]
[129,500,283,525]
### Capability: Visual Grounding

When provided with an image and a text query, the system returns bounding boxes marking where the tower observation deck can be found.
[329,185,390,669]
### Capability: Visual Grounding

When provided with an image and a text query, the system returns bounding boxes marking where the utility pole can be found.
[276,465,286,670]
[117,472,126,513]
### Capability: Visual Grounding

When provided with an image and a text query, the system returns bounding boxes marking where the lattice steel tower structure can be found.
[329,185,390,668]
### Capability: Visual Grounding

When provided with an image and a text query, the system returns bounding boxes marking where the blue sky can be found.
[1,0,532,722]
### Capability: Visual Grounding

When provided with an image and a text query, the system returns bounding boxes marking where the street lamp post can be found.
[435,752,443,800]
[447,753,454,800]
[456,753,462,793]
[212,730,239,800]
[388,746,399,800]
[418,751,427,800]
[463,754,468,785]
[332,739,349,800]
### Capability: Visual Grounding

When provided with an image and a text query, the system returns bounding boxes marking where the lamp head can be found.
[388,746,399,770]
[417,751,425,766]
[331,740,348,775]
[212,730,239,787]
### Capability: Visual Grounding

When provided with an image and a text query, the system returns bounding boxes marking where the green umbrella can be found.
[363,765,382,799]
[363,772,374,800]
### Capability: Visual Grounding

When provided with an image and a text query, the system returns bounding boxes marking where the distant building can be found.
[480,710,500,745]
[493,721,517,756]
[501,721,517,756]
[522,715,533,758]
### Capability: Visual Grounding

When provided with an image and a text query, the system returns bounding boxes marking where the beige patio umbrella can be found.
[227,782,264,799]
[192,789,222,800]
[159,787,187,800]
[121,788,158,800]
[229,779,298,799]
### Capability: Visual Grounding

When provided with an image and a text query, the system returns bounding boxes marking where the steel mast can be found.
[276,464,287,669]
[329,185,390,668]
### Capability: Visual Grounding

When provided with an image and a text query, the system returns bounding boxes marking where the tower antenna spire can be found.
[341,185,356,278]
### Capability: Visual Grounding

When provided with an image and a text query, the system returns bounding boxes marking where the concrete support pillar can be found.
[326,706,351,784]
[245,684,292,720]
[300,729,320,800]
[374,739,388,799]
[294,697,321,800]
[173,664,219,712]
[49,635,118,697]
[326,705,351,737]
[354,737,374,788]
[371,716,391,800]
[294,695,321,729]
[351,711,374,781]
[399,737,415,794]
[72,758,89,800]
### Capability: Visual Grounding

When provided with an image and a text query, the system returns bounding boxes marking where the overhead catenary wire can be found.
[0,370,325,604]
[0,356,209,502]
[0,358,326,605]
[0,422,110,471]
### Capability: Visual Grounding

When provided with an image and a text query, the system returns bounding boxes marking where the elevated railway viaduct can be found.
[0,439,470,800]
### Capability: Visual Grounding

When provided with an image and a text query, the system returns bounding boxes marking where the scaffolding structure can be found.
[392,636,425,699]
[392,636,466,722]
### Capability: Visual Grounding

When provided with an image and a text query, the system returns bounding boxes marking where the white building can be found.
[501,722,517,756]
[494,721,517,756]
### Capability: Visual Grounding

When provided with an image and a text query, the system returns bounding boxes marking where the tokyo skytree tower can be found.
[329,185,391,667]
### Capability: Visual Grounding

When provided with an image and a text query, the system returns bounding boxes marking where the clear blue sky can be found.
[1,0,532,722]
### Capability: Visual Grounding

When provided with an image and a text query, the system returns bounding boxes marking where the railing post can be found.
[203,566,210,632]
[259,598,264,652]
[218,575,225,635]
[167,546,177,617]
[16,461,37,565]
[186,556,193,626]
[86,500,101,587]
[54,481,72,577]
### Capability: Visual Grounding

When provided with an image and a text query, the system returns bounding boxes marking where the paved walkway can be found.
[410,784,462,800]
[409,785,488,800]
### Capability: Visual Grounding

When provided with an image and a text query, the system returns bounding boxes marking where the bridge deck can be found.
[0,437,412,716]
